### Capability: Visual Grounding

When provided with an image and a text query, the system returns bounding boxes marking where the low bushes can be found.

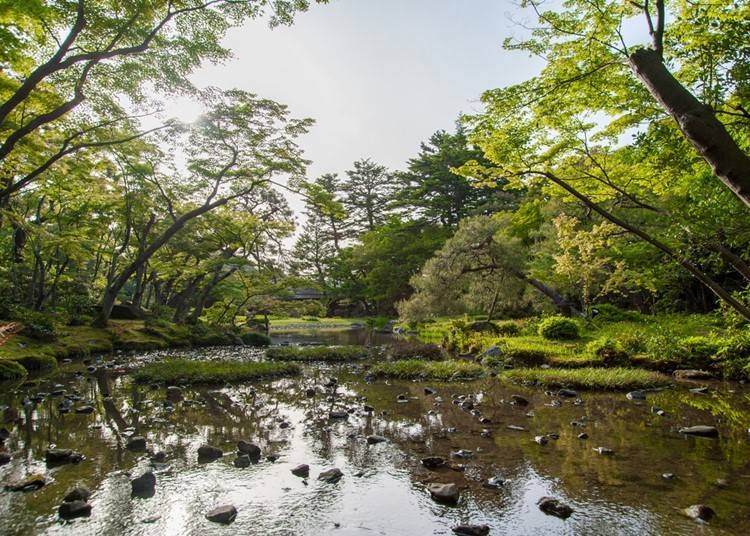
[13,353,57,371]
[266,345,369,362]
[495,321,520,336]
[538,316,579,340]
[134,359,300,384]
[586,337,630,367]
[500,367,668,390]
[370,359,484,381]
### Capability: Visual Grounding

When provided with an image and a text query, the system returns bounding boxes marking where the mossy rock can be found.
[14,353,57,371]
[0,360,28,380]
[240,331,271,347]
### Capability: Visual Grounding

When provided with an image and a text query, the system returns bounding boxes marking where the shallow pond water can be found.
[1,341,750,535]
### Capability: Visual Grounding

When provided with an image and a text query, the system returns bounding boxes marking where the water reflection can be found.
[0,347,749,535]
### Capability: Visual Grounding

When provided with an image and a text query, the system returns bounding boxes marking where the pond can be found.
[1,334,750,535]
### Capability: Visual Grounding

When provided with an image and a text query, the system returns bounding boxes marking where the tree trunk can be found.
[629,48,750,208]
[94,198,228,326]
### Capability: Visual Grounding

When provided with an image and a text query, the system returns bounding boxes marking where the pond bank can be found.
[0,320,270,380]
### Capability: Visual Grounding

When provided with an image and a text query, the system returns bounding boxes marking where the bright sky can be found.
[161,0,544,220]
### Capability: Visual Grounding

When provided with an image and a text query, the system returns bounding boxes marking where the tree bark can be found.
[629,48,750,208]
[94,198,228,326]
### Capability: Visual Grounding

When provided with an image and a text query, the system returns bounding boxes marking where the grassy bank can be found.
[266,345,370,362]
[409,313,750,379]
[0,319,270,380]
[133,359,299,384]
[499,367,669,390]
[370,359,484,381]
[268,316,369,332]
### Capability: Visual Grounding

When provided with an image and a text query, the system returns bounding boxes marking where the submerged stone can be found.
[421,456,445,470]
[206,505,237,525]
[131,471,156,495]
[5,474,46,492]
[427,483,459,504]
[452,524,490,536]
[538,497,573,519]
[126,436,147,451]
[197,444,223,461]
[291,464,310,477]
[58,500,92,519]
[683,504,715,522]
[679,425,718,438]
[318,467,343,483]
[366,435,387,445]
[45,448,83,466]
[64,486,91,502]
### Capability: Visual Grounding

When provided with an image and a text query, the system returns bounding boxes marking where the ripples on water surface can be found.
[1,341,750,535]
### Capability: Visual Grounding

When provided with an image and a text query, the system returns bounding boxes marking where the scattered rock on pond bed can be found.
[237,440,261,460]
[291,464,310,477]
[197,444,223,461]
[45,448,83,465]
[678,425,718,438]
[0,451,10,465]
[683,504,715,522]
[64,486,91,502]
[538,497,573,519]
[58,500,92,519]
[366,435,387,445]
[421,456,445,470]
[206,505,237,525]
[626,391,646,401]
[511,394,529,406]
[593,447,614,455]
[484,475,505,489]
[318,467,343,483]
[5,474,46,492]
[428,483,460,505]
[234,455,252,468]
[131,471,156,496]
[557,389,577,398]
[126,436,147,451]
[453,524,490,536]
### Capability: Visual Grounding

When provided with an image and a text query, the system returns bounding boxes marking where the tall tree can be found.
[340,158,396,233]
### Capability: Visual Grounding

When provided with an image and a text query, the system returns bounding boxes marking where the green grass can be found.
[498,367,669,390]
[266,345,369,362]
[370,359,484,381]
[133,358,300,384]
[269,317,370,332]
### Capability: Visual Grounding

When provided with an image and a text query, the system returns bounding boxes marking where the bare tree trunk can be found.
[95,198,228,326]
[629,48,750,208]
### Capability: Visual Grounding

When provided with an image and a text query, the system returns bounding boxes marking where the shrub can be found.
[586,337,629,367]
[240,331,271,347]
[538,316,579,340]
[466,321,499,334]
[386,340,443,361]
[14,310,57,342]
[678,336,721,365]
[495,321,520,336]
[480,354,507,369]
[618,332,647,354]
[591,303,642,323]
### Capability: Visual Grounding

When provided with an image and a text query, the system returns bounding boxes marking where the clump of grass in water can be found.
[499,367,669,390]
[370,359,484,381]
[265,345,369,362]
[134,359,300,385]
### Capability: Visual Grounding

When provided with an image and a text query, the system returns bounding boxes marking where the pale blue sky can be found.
[164,0,543,213]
